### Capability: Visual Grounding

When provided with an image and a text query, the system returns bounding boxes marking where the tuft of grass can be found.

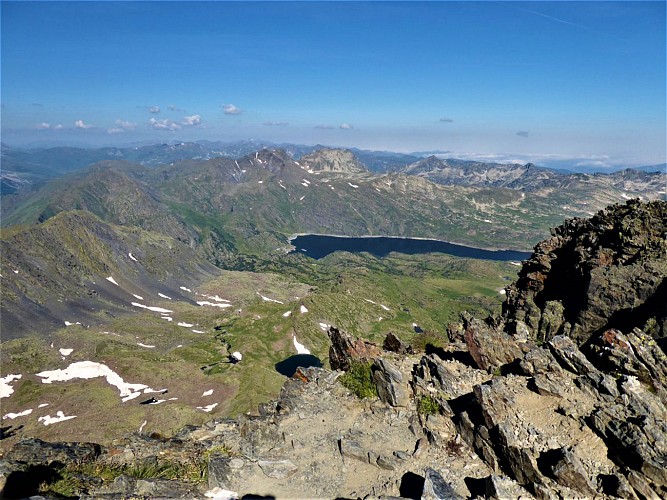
[417,395,442,416]
[339,361,377,399]
[411,332,449,352]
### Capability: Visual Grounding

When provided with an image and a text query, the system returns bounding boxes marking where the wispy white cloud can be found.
[182,114,201,126]
[168,104,186,112]
[36,122,51,130]
[439,117,454,123]
[314,124,335,130]
[340,123,354,130]
[149,105,160,114]
[53,124,64,130]
[75,120,93,129]
[148,117,181,131]
[32,102,44,107]
[223,104,242,115]
[516,131,530,138]
[263,121,288,127]
[107,118,137,134]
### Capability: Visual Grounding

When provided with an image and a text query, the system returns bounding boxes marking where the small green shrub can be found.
[417,395,441,415]
[339,361,377,399]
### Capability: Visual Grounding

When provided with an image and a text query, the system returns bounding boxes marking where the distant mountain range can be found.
[3,141,664,196]
[1,144,665,339]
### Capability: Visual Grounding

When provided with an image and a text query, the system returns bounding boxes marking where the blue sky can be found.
[2,1,665,168]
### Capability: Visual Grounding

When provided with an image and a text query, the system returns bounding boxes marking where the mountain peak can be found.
[299,148,367,173]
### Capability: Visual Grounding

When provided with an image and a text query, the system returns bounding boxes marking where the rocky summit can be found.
[1,200,666,499]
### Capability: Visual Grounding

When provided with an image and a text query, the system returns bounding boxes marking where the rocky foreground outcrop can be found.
[1,200,666,499]
[504,199,666,345]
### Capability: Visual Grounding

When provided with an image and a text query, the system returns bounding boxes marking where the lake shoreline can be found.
[287,232,534,254]
[288,234,533,261]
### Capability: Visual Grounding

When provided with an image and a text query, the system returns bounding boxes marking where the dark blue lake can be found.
[289,234,531,261]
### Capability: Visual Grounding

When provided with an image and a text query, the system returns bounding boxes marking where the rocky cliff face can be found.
[2,201,666,499]
[504,199,667,346]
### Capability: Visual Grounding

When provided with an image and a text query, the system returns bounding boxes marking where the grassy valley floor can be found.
[0,252,519,451]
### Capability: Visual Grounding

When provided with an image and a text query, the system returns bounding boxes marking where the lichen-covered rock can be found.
[504,199,667,345]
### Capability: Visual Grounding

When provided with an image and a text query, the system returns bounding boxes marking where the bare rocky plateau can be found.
[1,199,665,499]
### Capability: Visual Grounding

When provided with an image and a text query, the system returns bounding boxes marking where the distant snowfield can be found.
[178,322,194,328]
[180,286,192,292]
[257,292,283,304]
[283,310,292,317]
[39,411,77,426]
[3,408,33,420]
[158,293,172,300]
[131,302,173,313]
[1,374,22,398]
[293,335,310,355]
[300,305,308,314]
[197,403,218,412]
[59,348,73,356]
[197,301,232,308]
[128,252,138,262]
[106,276,120,286]
[36,361,165,403]
[202,389,213,397]
[198,294,230,303]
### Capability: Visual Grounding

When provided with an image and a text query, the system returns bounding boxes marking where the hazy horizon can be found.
[2,1,665,170]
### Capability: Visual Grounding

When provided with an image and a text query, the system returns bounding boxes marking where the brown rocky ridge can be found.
[1,199,665,499]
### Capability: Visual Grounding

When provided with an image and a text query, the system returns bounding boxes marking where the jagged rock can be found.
[547,335,596,375]
[473,379,516,429]
[538,300,566,342]
[340,439,369,464]
[464,317,522,371]
[421,468,463,499]
[627,329,667,400]
[588,401,667,488]
[134,478,200,497]
[257,459,298,479]
[421,413,456,448]
[383,332,412,354]
[519,346,563,376]
[495,423,542,486]
[598,472,639,500]
[372,358,409,407]
[529,373,566,398]
[540,446,596,495]
[208,455,246,490]
[627,470,661,500]
[588,328,654,382]
[414,354,490,402]
[328,326,381,371]
[2,438,101,467]
[484,474,531,499]
[376,454,400,470]
[504,200,667,345]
